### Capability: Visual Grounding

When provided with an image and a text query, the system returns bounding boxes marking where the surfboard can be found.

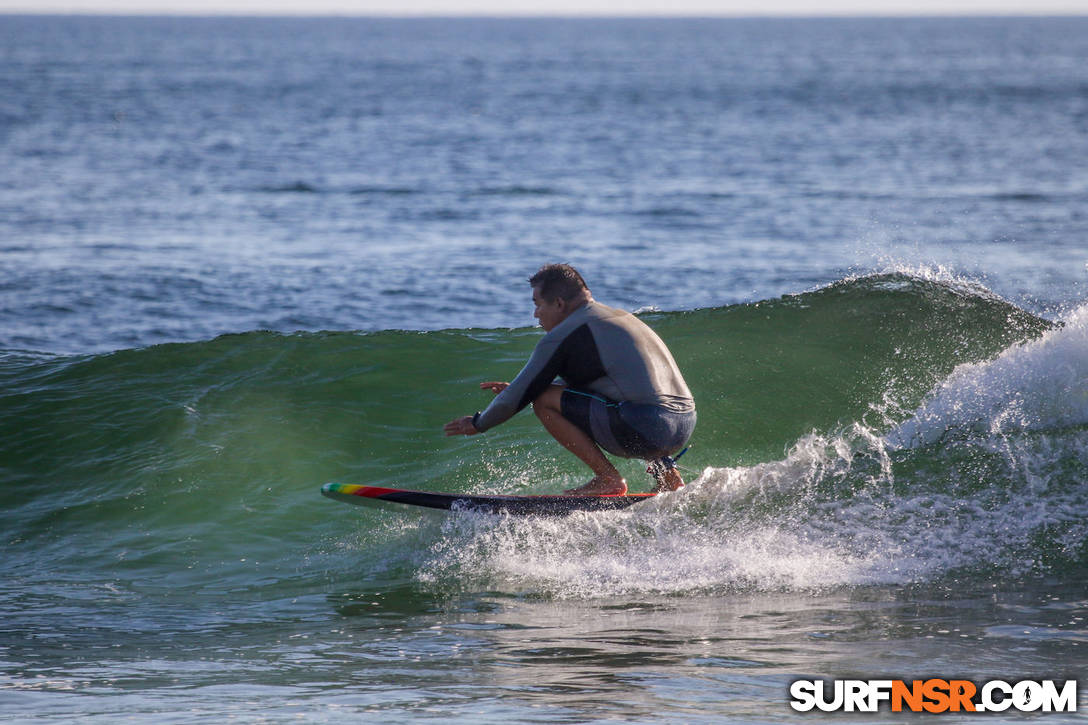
[321,482,656,516]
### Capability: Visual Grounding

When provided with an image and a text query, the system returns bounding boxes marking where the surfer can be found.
[443,264,696,495]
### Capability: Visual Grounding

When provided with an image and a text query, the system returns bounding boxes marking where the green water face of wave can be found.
[1,273,1080,596]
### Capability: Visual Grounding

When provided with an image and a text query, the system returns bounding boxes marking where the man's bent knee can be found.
[532,385,565,416]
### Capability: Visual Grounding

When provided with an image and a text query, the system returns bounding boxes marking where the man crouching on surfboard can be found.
[443,263,696,495]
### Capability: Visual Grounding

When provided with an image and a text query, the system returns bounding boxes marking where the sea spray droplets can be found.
[414,415,1088,597]
[415,427,903,597]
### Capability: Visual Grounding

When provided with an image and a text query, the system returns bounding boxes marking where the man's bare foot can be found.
[650,467,684,493]
[564,476,628,496]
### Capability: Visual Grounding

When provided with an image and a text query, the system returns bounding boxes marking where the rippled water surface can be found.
[2,15,1087,723]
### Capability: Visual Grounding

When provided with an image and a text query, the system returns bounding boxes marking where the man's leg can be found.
[648,464,684,493]
[532,385,627,495]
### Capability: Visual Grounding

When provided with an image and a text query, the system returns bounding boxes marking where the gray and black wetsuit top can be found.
[472,301,694,434]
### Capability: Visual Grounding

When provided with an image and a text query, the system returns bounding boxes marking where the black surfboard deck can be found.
[321,482,656,516]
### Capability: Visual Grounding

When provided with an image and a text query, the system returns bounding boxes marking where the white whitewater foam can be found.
[415,429,915,597]
[885,303,1088,450]
[415,419,1086,599]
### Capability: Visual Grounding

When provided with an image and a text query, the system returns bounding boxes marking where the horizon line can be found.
[2,9,1087,16]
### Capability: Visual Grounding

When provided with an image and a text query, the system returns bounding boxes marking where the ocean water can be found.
[1,15,1087,723]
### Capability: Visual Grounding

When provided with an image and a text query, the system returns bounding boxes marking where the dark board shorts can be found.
[560,388,695,460]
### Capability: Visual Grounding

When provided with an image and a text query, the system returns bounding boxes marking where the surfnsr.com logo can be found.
[789,679,1078,713]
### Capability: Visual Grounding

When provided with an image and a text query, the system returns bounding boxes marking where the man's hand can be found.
[443,415,479,436]
[480,381,509,395]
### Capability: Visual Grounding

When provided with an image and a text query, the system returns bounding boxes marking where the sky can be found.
[2,0,1087,15]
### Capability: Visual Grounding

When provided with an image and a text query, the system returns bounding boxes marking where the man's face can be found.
[532,285,565,332]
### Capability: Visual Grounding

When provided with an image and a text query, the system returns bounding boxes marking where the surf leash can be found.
[646,445,690,479]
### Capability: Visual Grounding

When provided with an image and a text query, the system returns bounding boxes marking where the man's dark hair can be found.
[529,264,589,302]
